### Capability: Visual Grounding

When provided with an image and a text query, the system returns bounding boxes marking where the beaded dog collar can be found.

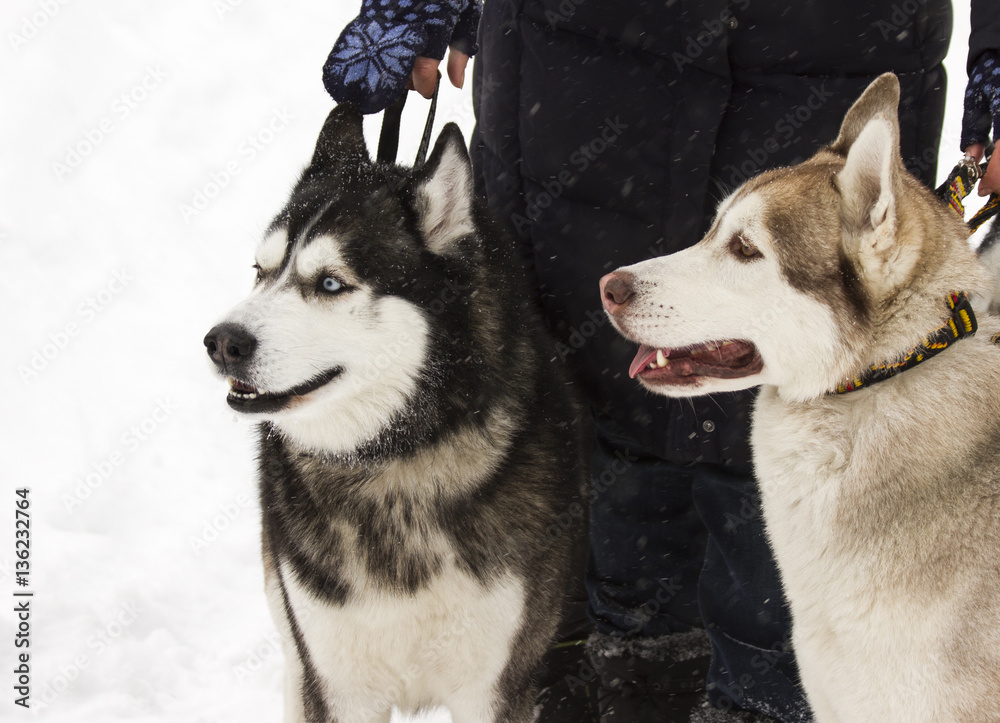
[835,292,977,394]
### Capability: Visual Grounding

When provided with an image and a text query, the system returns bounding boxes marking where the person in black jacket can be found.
[324,2,1000,721]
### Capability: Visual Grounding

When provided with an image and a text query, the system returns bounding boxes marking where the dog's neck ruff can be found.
[835,292,977,395]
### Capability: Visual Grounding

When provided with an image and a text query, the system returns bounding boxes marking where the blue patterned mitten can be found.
[323,0,482,115]
[961,50,1000,150]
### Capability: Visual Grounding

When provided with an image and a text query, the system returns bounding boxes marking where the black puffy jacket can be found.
[471,0,996,467]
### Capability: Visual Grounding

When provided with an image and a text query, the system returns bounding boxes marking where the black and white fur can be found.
[204,104,586,723]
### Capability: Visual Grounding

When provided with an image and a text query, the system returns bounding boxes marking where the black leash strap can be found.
[376,73,441,167]
[375,91,407,165]
[415,74,441,166]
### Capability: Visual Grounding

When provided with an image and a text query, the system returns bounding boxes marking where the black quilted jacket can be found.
[470,0,999,466]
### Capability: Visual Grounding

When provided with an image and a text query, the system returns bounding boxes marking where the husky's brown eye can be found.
[252,264,263,283]
[729,234,762,262]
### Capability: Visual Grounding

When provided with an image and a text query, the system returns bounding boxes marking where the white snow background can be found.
[0,2,982,722]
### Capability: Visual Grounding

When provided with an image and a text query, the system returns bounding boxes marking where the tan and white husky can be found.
[599,74,1000,722]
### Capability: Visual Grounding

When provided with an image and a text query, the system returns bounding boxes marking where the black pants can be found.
[585,414,812,721]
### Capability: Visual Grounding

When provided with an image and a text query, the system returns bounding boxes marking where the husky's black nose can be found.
[204,324,257,369]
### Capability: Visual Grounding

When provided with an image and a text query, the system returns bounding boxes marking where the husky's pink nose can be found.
[600,272,635,314]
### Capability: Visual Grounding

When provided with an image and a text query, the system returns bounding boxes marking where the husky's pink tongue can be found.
[629,345,660,379]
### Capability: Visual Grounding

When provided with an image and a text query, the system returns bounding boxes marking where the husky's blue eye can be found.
[321,277,343,293]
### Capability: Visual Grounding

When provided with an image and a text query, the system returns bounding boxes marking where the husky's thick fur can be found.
[599,74,1000,722]
[204,105,586,723]
[981,219,1000,314]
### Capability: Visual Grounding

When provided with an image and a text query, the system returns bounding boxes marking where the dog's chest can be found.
[279,552,526,711]
[752,389,951,590]
[750,393,894,616]
[268,457,479,600]
[752,392,852,566]
[751,390,959,716]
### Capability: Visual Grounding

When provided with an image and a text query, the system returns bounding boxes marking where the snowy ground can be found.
[0,2,979,722]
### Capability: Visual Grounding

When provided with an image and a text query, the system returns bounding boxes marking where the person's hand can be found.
[961,50,1000,196]
[408,50,470,99]
[323,0,481,115]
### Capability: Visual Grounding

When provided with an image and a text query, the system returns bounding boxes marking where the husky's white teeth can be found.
[648,350,670,370]
[227,377,262,399]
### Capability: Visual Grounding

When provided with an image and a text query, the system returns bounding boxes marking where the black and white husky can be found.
[204,104,586,723]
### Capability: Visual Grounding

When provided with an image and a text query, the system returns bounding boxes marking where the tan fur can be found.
[603,74,1000,721]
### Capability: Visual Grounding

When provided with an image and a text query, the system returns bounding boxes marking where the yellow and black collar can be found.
[835,292,977,394]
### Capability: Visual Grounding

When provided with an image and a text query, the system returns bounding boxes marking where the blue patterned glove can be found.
[323,0,481,115]
[961,50,1000,150]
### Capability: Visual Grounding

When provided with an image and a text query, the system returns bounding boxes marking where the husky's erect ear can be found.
[829,73,901,159]
[412,123,475,255]
[831,74,913,290]
[831,73,902,230]
[310,103,369,172]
